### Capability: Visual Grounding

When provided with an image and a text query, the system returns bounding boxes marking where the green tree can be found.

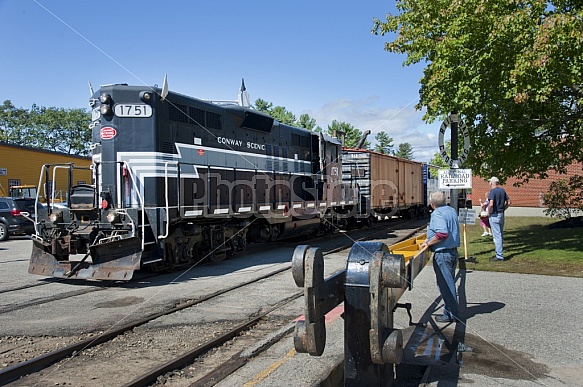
[429,141,450,175]
[395,142,414,159]
[254,98,272,113]
[543,175,583,219]
[374,131,394,154]
[327,120,370,149]
[270,106,296,126]
[0,100,91,155]
[428,139,472,177]
[297,113,319,131]
[372,1,583,183]
[0,100,31,144]
[253,98,296,125]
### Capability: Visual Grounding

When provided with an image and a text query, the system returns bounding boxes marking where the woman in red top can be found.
[479,192,492,236]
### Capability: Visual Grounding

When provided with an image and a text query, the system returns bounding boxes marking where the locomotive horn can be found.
[238,78,250,107]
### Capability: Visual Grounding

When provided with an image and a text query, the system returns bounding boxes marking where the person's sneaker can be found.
[481,232,489,236]
[435,315,455,323]
[489,257,504,262]
[488,232,493,236]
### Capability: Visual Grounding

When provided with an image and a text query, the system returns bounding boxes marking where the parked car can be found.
[0,197,36,241]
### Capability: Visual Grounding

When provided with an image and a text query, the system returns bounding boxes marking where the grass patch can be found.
[459,217,583,277]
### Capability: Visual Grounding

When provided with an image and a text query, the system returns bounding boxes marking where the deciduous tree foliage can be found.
[373,1,583,183]
[429,140,453,175]
[0,100,91,155]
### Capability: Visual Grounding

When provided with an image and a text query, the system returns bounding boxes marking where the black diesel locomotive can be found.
[29,82,367,280]
[29,82,430,280]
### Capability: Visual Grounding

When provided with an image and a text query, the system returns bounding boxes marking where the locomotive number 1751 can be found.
[114,104,153,118]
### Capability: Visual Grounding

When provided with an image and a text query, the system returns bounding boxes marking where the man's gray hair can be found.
[430,191,447,207]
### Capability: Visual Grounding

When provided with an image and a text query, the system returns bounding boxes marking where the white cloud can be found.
[303,97,441,163]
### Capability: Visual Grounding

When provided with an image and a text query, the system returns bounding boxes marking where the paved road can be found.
[2,227,582,386]
[396,263,583,386]
[216,247,583,386]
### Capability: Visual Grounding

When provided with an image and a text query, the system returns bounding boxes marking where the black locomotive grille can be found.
[169,103,189,123]
[189,106,205,127]
[206,111,222,130]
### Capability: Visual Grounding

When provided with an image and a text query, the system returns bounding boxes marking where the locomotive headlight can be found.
[106,211,120,223]
[48,211,62,223]
[99,93,113,116]
[99,93,112,104]
[100,104,112,115]
[140,91,152,102]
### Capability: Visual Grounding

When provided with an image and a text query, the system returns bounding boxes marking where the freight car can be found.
[341,149,428,222]
[28,81,360,280]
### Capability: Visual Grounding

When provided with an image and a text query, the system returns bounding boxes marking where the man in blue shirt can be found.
[487,177,511,261]
[421,191,460,323]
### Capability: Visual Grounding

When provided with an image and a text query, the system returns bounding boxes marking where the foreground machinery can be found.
[292,235,429,386]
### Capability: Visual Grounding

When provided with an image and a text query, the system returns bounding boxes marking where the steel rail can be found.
[122,293,302,387]
[0,266,290,385]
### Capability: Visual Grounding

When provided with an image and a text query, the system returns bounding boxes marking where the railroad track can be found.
[0,217,419,316]
[0,218,427,386]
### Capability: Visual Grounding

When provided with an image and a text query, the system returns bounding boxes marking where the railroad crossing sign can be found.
[438,168,473,189]
[438,114,471,167]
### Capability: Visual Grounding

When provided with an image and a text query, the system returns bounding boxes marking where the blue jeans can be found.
[433,250,459,319]
[489,213,505,260]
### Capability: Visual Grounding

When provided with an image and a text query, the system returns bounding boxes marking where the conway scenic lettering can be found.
[217,136,266,150]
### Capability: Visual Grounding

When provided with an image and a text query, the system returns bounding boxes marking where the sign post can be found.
[439,113,470,211]
[458,209,476,260]
[438,112,475,262]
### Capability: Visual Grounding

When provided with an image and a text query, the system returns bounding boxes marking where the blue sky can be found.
[0,0,440,162]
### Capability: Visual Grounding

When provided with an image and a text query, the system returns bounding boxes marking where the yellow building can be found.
[0,142,92,201]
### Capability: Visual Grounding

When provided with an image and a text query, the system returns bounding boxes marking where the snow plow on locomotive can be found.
[28,81,430,280]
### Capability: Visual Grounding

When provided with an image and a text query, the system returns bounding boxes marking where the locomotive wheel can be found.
[269,225,281,241]
[210,251,227,263]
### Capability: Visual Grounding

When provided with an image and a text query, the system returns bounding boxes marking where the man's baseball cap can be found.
[488,177,499,183]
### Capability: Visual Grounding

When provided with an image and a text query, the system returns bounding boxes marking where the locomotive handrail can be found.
[120,161,146,251]
[33,164,46,232]
[32,163,91,234]
[51,165,71,203]
[159,161,180,239]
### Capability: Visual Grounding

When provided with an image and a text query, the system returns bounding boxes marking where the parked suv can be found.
[0,197,36,241]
